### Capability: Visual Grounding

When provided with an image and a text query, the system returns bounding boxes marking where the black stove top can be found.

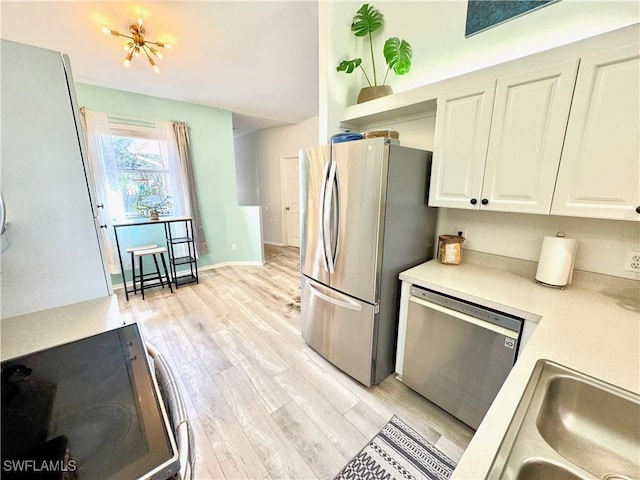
[1,324,179,480]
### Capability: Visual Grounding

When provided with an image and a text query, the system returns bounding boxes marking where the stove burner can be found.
[56,403,141,479]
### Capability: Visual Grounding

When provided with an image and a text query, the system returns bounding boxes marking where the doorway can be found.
[280,156,300,248]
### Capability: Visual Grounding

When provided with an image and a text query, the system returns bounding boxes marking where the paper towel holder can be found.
[534,231,577,289]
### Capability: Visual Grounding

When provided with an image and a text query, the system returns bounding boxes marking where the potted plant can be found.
[336,3,413,103]
[136,195,172,220]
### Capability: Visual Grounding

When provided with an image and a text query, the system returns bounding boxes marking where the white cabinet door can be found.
[481,60,579,214]
[429,81,496,209]
[551,44,640,221]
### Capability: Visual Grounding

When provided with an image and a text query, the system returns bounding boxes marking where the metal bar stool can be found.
[133,246,173,300]
[126,244,158,294]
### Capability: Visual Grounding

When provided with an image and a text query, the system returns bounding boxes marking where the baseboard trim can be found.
[110,259,267,291]
[264,240,285,247]
[200,261,265,270]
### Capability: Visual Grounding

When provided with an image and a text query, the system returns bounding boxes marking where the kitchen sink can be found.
[516,460,584,480]
[487,359,640,480]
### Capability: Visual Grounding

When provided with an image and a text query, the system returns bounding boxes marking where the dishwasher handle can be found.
[409,295,519,339]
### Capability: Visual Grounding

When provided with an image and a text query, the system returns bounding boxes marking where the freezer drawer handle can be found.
[307,281,363,311]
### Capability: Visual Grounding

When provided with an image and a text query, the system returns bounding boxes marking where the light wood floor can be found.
[117,245,474,480]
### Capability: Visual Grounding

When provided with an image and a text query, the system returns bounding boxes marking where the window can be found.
[82,110,206,273]
[110,126,175,218]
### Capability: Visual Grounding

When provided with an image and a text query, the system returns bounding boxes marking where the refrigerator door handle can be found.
[306,279,363,312]
[319,160,332,273]
[332,167,341,272]
[323,160,337,274]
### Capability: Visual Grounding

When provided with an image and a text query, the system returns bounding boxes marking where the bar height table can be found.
[113,216,199,300]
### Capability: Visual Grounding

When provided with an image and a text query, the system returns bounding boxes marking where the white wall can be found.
[235,116,319,245]
[234,134,260,206]
[325,0,639,122]
[322,2,640,280]
[438,210,640,280]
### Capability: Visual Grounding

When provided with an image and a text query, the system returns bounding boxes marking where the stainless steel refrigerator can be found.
[299,137,438,387]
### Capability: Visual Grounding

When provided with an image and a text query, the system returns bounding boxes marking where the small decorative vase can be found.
[149,211,159,221]
[357,85,393,104]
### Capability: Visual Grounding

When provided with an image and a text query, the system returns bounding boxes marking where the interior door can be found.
[329,138,386,303]
[281,156,300,248]
[63,54,113,293]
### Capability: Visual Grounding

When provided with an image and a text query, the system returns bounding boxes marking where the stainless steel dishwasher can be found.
[402,285,524,429]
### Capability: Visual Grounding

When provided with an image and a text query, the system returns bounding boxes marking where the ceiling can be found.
[0,1,319,137]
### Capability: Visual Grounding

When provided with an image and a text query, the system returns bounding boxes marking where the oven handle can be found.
[409,296,518,339]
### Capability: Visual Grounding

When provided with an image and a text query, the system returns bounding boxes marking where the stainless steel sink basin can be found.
[488,360,640,480]
[516,460,584,480]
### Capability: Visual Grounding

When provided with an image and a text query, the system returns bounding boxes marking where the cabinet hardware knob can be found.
[470,198,478,205]
[96,203,104,209]
[481,198,489,206]
[285,207,290,211]
[636,206,640,214]
[100,224,108,230]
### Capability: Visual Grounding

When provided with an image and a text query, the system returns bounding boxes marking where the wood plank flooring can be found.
[118,245,474,480]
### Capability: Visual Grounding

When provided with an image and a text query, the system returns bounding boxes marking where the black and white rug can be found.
[335,415,458,480]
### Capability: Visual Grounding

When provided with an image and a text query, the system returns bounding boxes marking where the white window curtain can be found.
[81,108,124,274]
[155,121,190,217]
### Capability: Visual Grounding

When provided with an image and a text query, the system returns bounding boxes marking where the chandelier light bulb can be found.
[122,50,134,68]
[148,46,162,59]
[153,65,160,74]
[101,26,110,35]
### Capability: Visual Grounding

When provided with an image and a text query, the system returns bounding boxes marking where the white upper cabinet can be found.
[429,61,579,213]
[482,61,578,213]
[551,44,640,221]
[429,81,496,209]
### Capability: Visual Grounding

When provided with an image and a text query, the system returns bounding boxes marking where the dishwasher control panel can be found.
[410,285,523,334]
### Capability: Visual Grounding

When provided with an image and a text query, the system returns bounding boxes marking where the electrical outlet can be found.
[625,250,640,273]
[456,226,468,239]
[231,243,238,251]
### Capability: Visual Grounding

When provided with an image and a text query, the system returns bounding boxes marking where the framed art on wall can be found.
[465,0,559,37]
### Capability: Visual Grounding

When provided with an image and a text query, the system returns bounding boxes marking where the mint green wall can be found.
[225,206,264,263]
[75,83,244,282]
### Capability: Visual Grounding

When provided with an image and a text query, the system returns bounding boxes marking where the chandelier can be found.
[102,18,171,73]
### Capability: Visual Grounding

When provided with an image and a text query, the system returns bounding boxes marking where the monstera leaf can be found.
[336,58,363,74]
[383,37,413,75]
[350,4,384,37]
[336,3,413,90]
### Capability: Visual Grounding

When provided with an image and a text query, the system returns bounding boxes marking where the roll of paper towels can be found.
[535,234,578,288]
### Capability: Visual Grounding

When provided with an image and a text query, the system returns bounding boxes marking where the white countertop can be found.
[1,295,123,361]
[399,260,640,479]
